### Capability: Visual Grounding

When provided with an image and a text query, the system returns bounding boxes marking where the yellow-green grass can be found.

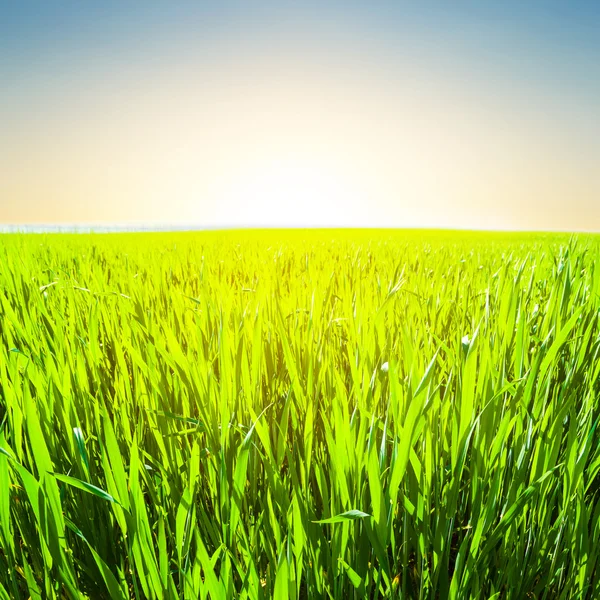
[0,230,599,599]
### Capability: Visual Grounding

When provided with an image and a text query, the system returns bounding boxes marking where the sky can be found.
[1,1,599,230]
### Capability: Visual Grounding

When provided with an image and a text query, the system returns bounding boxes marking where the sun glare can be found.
[213,155,366,227]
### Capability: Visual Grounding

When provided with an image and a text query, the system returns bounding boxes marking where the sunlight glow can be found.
[211,154,367,227]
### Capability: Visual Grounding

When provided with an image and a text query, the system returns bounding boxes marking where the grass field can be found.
[0,230,599,599]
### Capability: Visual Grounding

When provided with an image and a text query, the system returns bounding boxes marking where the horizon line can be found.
[1,223,599,235]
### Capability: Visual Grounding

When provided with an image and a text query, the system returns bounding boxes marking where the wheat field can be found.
[0,230,599,599]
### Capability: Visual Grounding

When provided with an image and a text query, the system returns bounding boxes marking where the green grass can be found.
[0,229,599,599]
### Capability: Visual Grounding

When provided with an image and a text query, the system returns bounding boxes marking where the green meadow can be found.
[0,230,599,599]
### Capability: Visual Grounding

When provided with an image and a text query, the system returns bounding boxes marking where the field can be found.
[0,229,599,599]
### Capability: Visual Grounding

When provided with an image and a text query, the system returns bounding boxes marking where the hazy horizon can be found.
[3,224,600,236]
[2,1,599,231]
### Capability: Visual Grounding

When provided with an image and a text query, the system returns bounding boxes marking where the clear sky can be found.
[1,1,599,230]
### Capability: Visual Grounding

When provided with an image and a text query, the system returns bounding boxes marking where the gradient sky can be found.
[1,1,599,230]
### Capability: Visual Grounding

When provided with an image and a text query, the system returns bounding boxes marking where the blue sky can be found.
[1,1,599,229]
